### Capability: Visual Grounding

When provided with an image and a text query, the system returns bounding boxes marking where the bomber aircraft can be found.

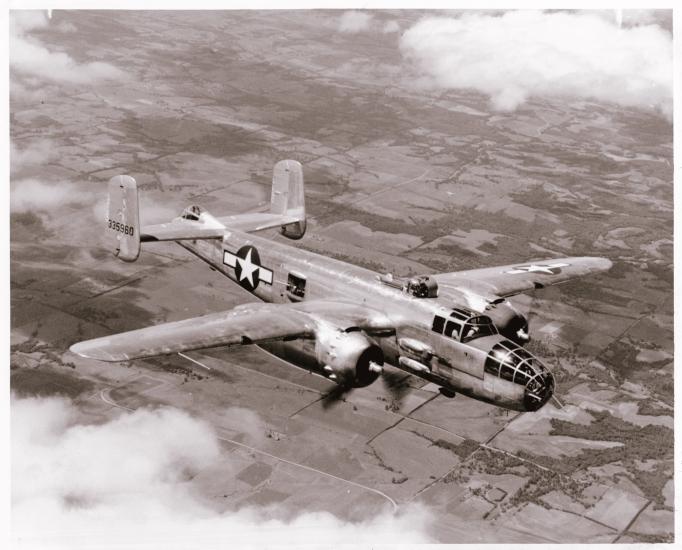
[70,160,612,412]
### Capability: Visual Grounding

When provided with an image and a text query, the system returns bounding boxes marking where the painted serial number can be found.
[108,218,135,236]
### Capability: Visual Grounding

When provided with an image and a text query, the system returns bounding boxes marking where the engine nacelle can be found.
[315,329,383,387]
[486,300,529,345]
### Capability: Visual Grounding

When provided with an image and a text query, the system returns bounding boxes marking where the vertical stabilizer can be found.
[107,175,140,262]
[271,159,306,239]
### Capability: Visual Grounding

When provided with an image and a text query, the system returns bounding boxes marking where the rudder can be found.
[271,159,306,239]
[107,175,140,262]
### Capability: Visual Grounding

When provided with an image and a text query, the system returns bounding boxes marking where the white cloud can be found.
[11,178,87,213]
[12,396,436,549]
[55,20,77,33]
[400,10,672,118]
[10,10,125,85]
[91,187,180,226]
[591,9,670,29]
[382,20,401,34]
[141,201,181,225]
[214,406,268,445]
[11,139,55,174]
[338,11,373,33]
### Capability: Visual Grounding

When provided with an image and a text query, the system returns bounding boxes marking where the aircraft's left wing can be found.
[69,300,395,362]
[433,256,612,303]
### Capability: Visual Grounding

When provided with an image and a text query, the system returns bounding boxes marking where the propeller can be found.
[320,383,353,410]
[381,368,412,409]
[319,366,413,410]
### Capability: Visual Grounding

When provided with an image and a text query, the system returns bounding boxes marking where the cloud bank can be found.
[10,11,125,85]
[11,178,86,213]
[11,139,55,174]
[12,396,435,548]
[400,10,672,117]
[338,11,373,33]
[382,20,401,34]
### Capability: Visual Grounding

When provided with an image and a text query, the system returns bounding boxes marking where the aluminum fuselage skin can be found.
[178,227,537,411]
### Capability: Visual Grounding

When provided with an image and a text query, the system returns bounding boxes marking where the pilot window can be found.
[286,273,306,301]
[444,320,461,339]
[461,316,498,343]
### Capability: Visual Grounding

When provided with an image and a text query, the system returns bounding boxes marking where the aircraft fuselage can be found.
[177,222,554,412]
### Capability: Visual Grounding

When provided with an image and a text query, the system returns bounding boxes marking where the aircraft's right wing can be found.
[69,300,396,362]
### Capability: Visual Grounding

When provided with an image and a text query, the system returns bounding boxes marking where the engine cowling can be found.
[485,300,530,345]
[315,329,383,387]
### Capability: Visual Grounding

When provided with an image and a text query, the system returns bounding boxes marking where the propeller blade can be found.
[320,384,353,410]
[381,369,412,408]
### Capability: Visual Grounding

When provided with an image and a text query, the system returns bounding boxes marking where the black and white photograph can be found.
[8,5,675,546]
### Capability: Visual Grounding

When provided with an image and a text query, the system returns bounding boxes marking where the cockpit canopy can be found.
[431,307,498,343]
[181,205,204,221]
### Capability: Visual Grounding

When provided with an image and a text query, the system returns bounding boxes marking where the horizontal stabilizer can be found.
[140,223,225,242]
[215,211,302,233]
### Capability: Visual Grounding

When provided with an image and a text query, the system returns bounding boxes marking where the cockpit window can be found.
[461,316,497,343]
[432,311,496,343]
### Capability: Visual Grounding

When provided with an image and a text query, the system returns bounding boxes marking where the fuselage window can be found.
[286,273,306,301]
[432,315,446,334]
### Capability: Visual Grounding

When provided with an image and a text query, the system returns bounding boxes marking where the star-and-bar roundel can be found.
[505,262,570,275]
[223,245,273,291]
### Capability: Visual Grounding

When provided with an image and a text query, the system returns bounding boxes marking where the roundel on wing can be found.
[234,245,262,291]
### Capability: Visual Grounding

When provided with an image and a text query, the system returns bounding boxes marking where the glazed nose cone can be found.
[523,368,555,411]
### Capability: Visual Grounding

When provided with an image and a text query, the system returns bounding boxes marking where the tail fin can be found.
[107,175,140,262]
[271,159,306,240]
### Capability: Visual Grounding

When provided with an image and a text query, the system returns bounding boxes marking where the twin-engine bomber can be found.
[70,160,612,412]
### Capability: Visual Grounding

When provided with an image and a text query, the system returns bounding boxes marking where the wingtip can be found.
[596,257,613,271]
[69,341,96,360]
[69,341,120,362]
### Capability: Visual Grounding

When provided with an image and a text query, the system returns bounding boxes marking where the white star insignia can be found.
[236,248,259,286]
[506,262,569,275]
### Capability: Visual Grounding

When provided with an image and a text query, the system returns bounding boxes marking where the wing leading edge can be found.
[69,300,396,362]
[433,256,612,301]
[70,303,314,362]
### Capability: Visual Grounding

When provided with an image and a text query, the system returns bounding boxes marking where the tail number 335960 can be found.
[108,218,135,236]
